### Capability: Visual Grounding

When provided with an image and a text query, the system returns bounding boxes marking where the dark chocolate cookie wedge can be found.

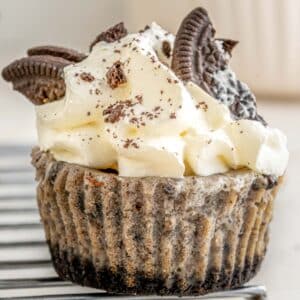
[172,7,265,124]
[2,45,86,105]
[2,55,70,105]
[90,22,127,51]
[215,39,238,56]
[28,46,86,63]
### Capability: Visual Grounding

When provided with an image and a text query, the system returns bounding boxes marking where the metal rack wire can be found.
[0,145,267,299]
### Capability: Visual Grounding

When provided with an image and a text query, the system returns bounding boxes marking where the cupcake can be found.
[2,7,288,296]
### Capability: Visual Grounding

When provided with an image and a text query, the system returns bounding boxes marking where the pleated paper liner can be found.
[32,148,280,296]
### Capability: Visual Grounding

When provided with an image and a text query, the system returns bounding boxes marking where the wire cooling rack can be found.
[0,145,267,299]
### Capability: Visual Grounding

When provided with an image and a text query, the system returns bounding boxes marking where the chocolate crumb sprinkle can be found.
[103,99,137,123]
[106,60,127,89]
[196,101,208,111]
[162,40,171,58]
[170,112,176,119]
[80,72,95,82]
[135,95,143,103]
[123,138,139,149]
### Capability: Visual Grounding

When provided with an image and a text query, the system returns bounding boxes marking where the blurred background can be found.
[0,1,299,299]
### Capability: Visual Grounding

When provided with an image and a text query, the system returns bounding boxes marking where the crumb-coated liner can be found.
[31,148,280,296]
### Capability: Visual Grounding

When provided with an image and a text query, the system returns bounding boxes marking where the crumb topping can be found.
[103,100,136,123]
[196,101,208,112]
[106,61,127,89]
[169,112,176,119]
[123,138,139,149]
[80,72,95,82]
[162,40,171,58]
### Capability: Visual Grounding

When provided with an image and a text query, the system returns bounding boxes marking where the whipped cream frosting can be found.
[36,23,288,178]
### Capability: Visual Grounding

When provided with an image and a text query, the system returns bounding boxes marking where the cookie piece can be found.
[28,45,86,63]
[171,7,216,92]
[2,44,87,105]
[162,40,172,58]
[90,22,127,50]
[215,39,239,56]
[106,61,127,89]
[2,55,70,105]
[172,7,265,124]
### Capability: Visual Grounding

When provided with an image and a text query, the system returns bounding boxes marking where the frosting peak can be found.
[36,23,288,177]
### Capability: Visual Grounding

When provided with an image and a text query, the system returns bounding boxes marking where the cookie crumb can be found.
[123,138,139,149]
[135,94,143,103]
[170,112,176,119]
[103,100,136,123]
[106,61,127,89]
[196,101,208,112]
[80,72,95,82]
[162,40,171,58]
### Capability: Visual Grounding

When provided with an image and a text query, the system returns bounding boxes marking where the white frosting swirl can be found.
[36,23,288,178]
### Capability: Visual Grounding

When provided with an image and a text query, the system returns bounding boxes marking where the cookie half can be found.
[2,46,86,105]
[171,7,265,124]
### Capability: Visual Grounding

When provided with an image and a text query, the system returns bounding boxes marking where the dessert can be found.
[2,7,288,296]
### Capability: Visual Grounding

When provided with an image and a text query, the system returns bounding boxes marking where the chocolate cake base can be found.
[32,148,280,296]
[49,243,263,295]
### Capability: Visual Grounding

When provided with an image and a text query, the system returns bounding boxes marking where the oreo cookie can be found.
[171,7,265,124]
[171,7,217,93]
[90,22,127,51]
[28,45,86,62]
[2,55,69,105]
[2,46,86,105]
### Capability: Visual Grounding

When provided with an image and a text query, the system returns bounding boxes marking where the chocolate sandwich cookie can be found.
[27,45,87,63]
[171,7,265,124]
[2,46,86,105]
[90,22,128,51]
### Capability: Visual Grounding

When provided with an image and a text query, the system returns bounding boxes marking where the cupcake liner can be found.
[32,147,280,296]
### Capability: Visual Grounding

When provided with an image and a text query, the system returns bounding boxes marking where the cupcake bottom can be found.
[32,148,280,296]
[49,244,262,295]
